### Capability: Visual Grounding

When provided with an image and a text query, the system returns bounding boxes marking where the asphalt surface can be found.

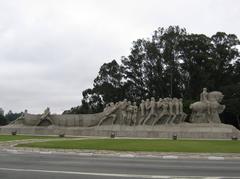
[0,150,239,179]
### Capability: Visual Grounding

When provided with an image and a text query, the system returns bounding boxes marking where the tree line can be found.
[0,110,22,126]
[63,26,240,128]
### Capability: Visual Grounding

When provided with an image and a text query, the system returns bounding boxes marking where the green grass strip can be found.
[17,139,240,153]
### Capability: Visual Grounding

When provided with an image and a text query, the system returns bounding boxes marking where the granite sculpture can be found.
[11,97,187,127]
[4,90,239,139]
[189,88,225,123]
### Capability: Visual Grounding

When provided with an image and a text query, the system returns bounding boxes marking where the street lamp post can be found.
[170,71,173,98]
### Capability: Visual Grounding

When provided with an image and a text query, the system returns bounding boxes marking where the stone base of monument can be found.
[0,123,239,139]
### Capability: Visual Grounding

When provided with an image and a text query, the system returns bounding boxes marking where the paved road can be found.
[0,150,239,179]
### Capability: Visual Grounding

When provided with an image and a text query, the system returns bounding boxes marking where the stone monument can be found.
[189,88,225,123]
[1,91,239,139]
[6,96,186,127]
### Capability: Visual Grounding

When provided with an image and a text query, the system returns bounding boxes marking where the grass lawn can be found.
[0,135,57,142]
[16,139,240,153]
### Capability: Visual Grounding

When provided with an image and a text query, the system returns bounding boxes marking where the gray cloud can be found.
[0,0,239,114]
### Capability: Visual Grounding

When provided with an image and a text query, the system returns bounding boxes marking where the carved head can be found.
[208,91,224,103]
[219,94,224,102]
[203,87,207,92]
[173,97,177,101]
[110,102,115,107]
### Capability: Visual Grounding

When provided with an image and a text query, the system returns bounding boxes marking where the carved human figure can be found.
[156,98,163,120]
[126,101,133,125]
[38,107,53,126]
[173,98,179,115]
[157,98,163,110]
[177,98,187,123]
[143,97,157,125]
[98,102,118,126]
[164,98,174,124]
[200,88,210,114]
[167,98,179,124]
[152,98,169,125]
[139,100,146,125]
[168,98,173,115]
[40,107,50,120]
[144,99,150,117]
[20,109,28,119]
[103,103,110,113]
[14,109,28,124]
[190,91,225,123]
[131,102,138,126]
[119,99,128,124]
[179,98,183,114]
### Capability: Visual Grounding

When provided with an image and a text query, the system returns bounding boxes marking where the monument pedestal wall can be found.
[0,123,239,139]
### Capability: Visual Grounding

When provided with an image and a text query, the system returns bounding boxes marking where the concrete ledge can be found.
[0,123,239,139]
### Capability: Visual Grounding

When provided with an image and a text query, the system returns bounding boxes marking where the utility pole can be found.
[170,71,173,98]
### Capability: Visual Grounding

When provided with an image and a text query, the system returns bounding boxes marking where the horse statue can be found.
[189,89,225,123]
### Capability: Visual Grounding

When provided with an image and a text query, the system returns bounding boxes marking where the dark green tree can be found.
[178,34,214,99]
[4,110,22,124]
[0,114,6,126]
[93,60,125,104]
[122,26,186,102]
[221,84,240,129]
[210,32,240,89]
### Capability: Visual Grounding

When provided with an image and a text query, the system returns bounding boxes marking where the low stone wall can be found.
[0,123,239,139]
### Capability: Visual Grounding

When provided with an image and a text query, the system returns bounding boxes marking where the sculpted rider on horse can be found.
[200,88,211,114]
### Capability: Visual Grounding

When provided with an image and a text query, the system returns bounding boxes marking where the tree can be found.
[220,84,240,129]
[210,32,240,89]
[122,26,187,101]
[4,110,22,124]
[0,114,6,126]
[82,88,103,113]
[121,39,154,102]
[178,34,214,99]
[93,60,125,104]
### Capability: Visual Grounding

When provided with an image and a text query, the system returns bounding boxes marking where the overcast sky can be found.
[0,0,239,114]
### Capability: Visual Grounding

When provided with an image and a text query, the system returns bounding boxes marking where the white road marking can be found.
[0,167,238,178]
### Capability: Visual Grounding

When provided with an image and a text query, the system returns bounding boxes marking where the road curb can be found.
[2,147,240,161]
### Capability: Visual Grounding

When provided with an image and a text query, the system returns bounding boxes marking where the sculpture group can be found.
[4,87,238,139]
[10,88,226,127]
[98,97,187,126]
